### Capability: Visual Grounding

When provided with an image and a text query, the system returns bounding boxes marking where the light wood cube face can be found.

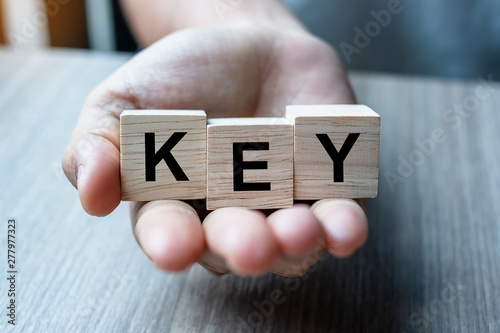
[206,118,294,210]
[286,105,380,200]
[120,110,207,201]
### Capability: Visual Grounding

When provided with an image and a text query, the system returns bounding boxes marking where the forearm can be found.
[120,0,306,46]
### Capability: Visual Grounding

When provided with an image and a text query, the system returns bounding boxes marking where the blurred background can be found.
[0,0,498,80]
[0,0,137,52]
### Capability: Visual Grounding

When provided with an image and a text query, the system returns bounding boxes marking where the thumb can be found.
[62,91,132,216]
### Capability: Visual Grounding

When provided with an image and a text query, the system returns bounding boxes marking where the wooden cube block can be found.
[206,118,294,210]
[286,105,380,200]
[120,110,207,201]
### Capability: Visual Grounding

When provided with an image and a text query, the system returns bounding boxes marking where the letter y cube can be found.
[286,105,380,199]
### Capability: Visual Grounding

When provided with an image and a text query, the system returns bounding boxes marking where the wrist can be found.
[121,0,307,46]
[206,0,305,31]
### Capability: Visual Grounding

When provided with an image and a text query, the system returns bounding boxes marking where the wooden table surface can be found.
[0,48,499,333]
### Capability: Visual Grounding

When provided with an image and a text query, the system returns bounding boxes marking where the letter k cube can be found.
[120,110,207,201]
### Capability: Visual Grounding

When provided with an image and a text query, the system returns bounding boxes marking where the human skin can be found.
[62,0,368,276]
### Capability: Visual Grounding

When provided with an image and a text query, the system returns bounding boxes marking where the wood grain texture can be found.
[120,110,207,201]
[206,118,294,210]
[287,105,380,200]
[1,49,499,333]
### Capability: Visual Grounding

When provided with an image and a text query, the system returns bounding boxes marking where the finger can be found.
[62,91,134,216]
[311,199,368,258]
[203,208,279,276]
[131,200,205,271]
[267,204,325,256]
[267,205,326,276]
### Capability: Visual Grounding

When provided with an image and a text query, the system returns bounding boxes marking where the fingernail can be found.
[323,206,366,257]
[324,210,351,241]
[142,227,168,260]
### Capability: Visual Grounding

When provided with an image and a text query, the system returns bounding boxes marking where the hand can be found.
[62,24,368,276]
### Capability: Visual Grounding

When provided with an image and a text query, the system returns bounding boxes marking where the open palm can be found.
[63,25,368,276]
